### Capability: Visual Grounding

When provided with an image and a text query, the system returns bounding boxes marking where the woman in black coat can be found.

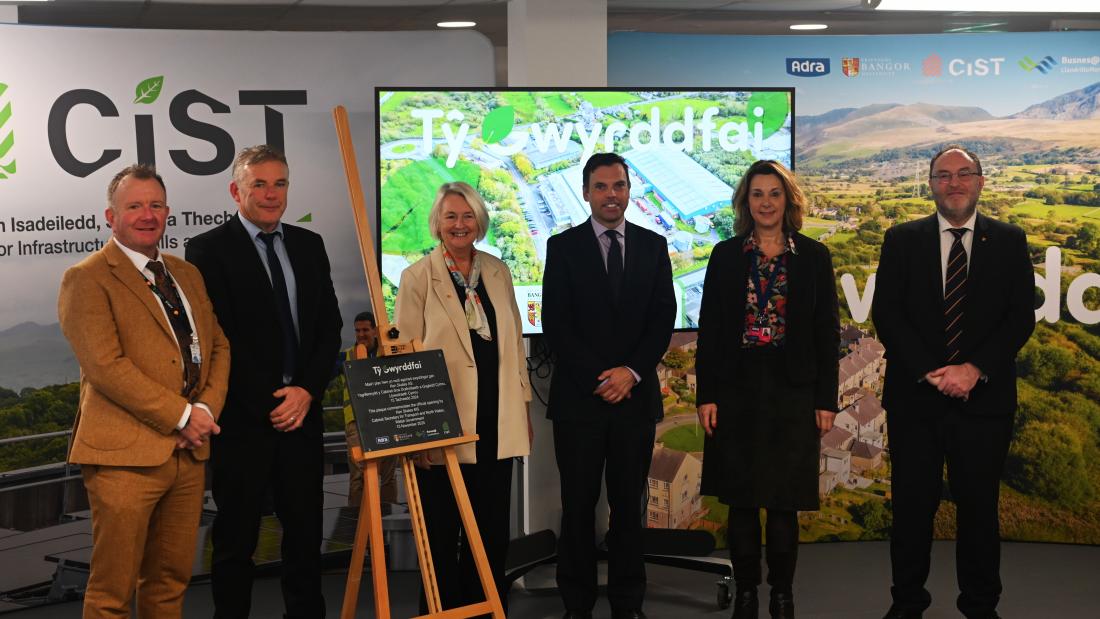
[696,160,840,619]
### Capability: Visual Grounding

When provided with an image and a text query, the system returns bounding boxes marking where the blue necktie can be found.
[259,232,298,381]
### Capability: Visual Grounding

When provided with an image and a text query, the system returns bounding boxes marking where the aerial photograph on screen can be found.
[376,89,793,333]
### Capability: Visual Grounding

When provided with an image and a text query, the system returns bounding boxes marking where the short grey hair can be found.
[231,144,288,186]
[428,182,490,243]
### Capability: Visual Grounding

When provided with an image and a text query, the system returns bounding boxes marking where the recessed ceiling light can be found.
[790,24,829,31]
[869,0,1094,11]
[437,21,477,29]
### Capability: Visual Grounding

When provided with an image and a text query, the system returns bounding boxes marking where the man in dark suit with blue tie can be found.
[186,145,342,618]
[872,145,1035,619]
[542,152,676,619]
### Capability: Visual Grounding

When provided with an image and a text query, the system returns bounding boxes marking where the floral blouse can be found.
[741,234,796,347]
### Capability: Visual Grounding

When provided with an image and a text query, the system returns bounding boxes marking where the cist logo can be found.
[0,83,15,180]
[1019,55,1058,74]
[923,54,943,77]
[786,58,830,77]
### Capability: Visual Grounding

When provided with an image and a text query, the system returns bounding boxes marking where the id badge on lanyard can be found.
[748,251,780,344]
[190,334,202,365]
[747,316,773,344]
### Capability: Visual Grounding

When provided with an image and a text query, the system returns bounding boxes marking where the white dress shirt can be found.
[115,239,210,429]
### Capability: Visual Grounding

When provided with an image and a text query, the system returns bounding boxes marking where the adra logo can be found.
[0,83,14,180]
[412,92,790,169]
[48,75,307,177]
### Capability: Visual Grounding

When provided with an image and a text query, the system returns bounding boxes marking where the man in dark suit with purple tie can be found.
[542,152,676,619]
[872,145,1035,619]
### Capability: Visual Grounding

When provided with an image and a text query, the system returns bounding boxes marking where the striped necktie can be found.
[944,228,968,363]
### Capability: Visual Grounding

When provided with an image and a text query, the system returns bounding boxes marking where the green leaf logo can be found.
[481,105,515,144]
[297,213,313,223]
[0,83,14,180]
[746,91,791,140]
[133,75,164,105]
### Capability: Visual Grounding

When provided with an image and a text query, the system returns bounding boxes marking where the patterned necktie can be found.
[258,231,298,380]
[605,229,624,302]
[944,228,968,363]
[146,261,199,397]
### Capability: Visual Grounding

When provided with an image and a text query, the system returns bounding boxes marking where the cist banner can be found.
[610,31,1100,545]
[0,24,493,472]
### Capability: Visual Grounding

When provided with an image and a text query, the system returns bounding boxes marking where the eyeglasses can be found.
[931,169,982,184]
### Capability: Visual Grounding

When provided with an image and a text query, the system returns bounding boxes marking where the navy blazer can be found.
[541,219,676,421]
[871,213,1035,415]
[185,214,343,436]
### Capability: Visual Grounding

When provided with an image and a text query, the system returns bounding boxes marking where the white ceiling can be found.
[10,0,1100,44]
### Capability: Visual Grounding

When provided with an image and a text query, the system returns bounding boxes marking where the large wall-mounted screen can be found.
[376,88,794,334]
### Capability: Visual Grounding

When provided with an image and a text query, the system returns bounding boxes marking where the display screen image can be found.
[377,88,794,334]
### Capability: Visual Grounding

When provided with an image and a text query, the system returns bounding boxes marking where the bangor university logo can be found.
[0,83,14,179]
[1019,55,1058,74]
[841,57,861,77]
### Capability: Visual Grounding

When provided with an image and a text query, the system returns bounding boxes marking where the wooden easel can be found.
[333,105,505,619]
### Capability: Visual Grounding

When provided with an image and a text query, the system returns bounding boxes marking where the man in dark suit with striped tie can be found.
[872,145,1035,619]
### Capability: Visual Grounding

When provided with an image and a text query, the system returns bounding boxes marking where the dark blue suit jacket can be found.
[541,219,676,422]
[185,214,342,436]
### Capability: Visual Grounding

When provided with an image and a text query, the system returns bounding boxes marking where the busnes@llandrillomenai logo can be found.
[0,83,15,179]
[1019,55,1058,75]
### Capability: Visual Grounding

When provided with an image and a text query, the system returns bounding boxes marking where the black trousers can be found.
[553,413,656,613]
[887,407,1013,618]
[727,508,799,592]
[210,430,326,619]
[416,457,514,617]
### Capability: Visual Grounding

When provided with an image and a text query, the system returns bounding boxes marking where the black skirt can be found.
[699,347,820,511]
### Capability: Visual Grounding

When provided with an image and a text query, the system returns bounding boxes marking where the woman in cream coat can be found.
[395,181,532,615]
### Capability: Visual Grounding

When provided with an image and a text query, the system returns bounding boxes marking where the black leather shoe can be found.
[769,591,794,619]
[731,586,758,619]
[882,607,923,619]
[562,612,593,619]
[611,611,647,619]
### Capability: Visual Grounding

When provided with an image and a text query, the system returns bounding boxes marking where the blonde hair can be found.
[732,160,805,236]
[428,182,490,243]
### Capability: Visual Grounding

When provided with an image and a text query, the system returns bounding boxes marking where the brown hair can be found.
[928,144,983,177]
[106,164,165,210]
[731,159,805,236]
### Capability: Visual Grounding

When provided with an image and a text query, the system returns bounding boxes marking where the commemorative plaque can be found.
[344,349,463,451]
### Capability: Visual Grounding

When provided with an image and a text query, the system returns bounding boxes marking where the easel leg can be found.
[404,455,444,613]
[443,448,505,619]
[364,460,390,619]
[340,459,390,619]
[340,471,371,619]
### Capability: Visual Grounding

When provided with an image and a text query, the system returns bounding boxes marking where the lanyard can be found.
[750,250,783,318]
[143,273,182,316]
